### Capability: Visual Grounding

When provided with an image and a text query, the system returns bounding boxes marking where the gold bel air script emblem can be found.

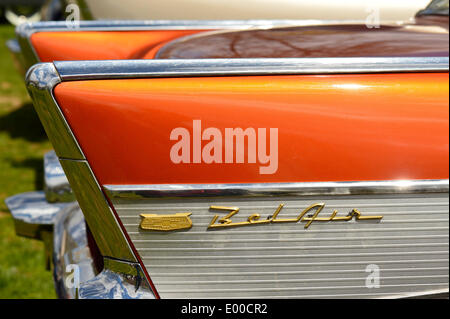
[208,203,383,229]
[140,213,193,231]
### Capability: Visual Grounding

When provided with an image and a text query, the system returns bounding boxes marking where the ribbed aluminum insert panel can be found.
[112,193,449,298]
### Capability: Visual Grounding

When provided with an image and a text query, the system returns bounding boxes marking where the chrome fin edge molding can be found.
[59,159,137,262]
[104,179,449,200]
[54,57,449,82]
[25,63,84,159]
[25,63,139,264]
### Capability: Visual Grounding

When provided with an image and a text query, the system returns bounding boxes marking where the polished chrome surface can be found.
[52,202,97,299]
[44,150,74,203]
[104,179,449,200]
[52,205,156,299]
[54,57,449,82]
[25,63,84,159]
[16,19,368,36]
[111,190,449,298]
[78,269,153,299]
[103,257,153,291]
[5,191,70,238]
[59,159,137,263]
[26,63,140,269]
[5,190,73,270]
[52,204,154,299]
[78,259,155,299]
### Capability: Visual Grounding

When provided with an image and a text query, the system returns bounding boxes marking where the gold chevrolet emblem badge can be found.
[140,212,193,231]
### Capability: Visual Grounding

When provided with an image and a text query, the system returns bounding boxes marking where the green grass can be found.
[0,23,56,298]
[0,217,56,298]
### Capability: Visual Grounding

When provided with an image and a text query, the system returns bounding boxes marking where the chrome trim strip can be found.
[25,63,84,159]
[104,179,449,200]
[16,19,369,36]
[25,63,139,265]
[59,159,137,262]
[54,57,449,81]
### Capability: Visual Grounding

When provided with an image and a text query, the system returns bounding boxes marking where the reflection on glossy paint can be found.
[332,83,368,90]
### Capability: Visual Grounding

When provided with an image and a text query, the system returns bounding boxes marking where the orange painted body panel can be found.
[54,73,449,185]
[31,30,208,61]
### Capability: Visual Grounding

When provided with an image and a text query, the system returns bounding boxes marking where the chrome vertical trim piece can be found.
[25,63,138,264]
[104,179,450,200]
[25,63,84,159]
[59,159,137,262]
[54,57,450,82]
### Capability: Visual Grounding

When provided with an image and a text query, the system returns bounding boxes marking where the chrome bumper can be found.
[5,191,68,269]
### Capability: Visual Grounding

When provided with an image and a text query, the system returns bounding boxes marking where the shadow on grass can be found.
[0,102,48,142]
[0,102,48,191]
[9,158,45,190]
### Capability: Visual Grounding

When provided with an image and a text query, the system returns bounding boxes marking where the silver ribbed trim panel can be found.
[107,180,449,298]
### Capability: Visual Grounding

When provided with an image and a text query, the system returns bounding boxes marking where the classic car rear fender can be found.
[26,57,449,298]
